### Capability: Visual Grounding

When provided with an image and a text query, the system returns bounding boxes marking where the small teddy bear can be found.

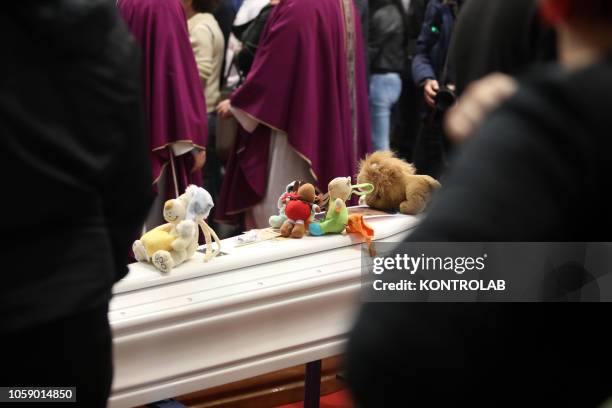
[280,183,319,238]
[357,151,441,215]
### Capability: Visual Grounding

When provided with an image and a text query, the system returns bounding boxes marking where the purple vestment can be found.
[118,0,207,197]
[217,0,372,221]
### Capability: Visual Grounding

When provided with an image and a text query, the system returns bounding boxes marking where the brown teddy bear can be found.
[280,183,319,238]
[357,151,441,215]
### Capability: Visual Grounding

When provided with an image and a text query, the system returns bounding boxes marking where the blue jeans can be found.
[369,73,402,151]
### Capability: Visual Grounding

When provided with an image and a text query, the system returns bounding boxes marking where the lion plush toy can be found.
[357,151,441,215]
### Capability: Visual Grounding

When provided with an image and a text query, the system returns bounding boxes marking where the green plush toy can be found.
[309,177,373,236]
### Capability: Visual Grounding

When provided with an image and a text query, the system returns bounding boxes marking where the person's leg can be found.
[391,67,421,160]
[369,74,388,151]
[370,73,402,151]
[1,304,112,408]
[203,113,224,233]
[384,73,403,137]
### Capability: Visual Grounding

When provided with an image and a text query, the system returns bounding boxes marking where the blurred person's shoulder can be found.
[491,57,612,155]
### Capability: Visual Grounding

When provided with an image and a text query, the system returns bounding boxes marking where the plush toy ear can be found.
[186,187,214,221]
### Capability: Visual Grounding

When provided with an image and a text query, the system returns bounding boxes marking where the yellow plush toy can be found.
[133,185,221,273]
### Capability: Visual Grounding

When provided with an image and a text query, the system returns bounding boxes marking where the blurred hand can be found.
[216,99,233,119]
[191,149,206,173]
[424,79,440,108]
[445,73,518,143]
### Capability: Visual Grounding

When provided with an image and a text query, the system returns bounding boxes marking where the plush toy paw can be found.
[280,221,294,237]
[308,222,324,236]
[291,223,306,238]
[153,250,174,273]
[203,249,216,263]
[269,215,286,229]
[399,199,426,215]
[133,240,149,262]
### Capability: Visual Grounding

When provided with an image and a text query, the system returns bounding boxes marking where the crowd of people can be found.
[3,0,612,406]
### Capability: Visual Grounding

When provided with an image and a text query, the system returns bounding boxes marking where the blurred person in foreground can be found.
[444,0,556,143]
[347,0,612,405]
[118,0,208,227]
[449,0,556,97]
[0,1,152,406]
[215,0,372,229]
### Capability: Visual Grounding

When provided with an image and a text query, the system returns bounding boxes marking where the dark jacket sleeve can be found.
[411,0,439,86]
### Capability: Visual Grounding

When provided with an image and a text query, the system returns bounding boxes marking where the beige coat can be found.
[188,13,225,113]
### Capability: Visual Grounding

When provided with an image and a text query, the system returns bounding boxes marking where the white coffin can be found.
[108,213,419,408]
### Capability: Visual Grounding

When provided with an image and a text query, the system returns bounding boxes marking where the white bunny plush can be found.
[132,185,221,273]
[184,185,221,262]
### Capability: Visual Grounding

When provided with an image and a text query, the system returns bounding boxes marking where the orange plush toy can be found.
[347,214,375,256]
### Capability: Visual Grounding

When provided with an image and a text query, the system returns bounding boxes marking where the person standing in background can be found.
[368,0,406,151]
[411,0,463,178]
[118,0,208,227]
[184,0,226,233]
[389,0,429,161]
[213,0,237,89]
[216,0,372,229]
[1,1,152,406]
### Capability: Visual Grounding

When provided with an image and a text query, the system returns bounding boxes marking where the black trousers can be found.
[1,304,112,408]
[412,116,451,179]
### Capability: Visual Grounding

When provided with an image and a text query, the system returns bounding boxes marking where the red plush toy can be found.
[280,183,318,238]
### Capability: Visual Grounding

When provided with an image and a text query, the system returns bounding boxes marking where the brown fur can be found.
[357,151,441,215]
[298,184,316,203]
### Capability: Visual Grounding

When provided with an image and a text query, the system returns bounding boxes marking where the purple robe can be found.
[217,0,372,222]
[118,0,208,197]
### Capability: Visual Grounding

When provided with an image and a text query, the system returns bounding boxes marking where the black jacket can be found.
[347,57,612,406]
[0,0,153,333]
[368,0,405,74]
[232,4,275,79]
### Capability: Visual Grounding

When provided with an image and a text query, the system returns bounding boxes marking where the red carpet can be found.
[275,389,354,408]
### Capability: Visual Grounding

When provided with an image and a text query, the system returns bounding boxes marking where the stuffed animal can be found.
[308,177,352,236]
[280,183,319,238]
[133,185,221,273]
[270,181,299,228]
[357,151,441,215]
[270,181,325,228]
[347,214,376,256]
